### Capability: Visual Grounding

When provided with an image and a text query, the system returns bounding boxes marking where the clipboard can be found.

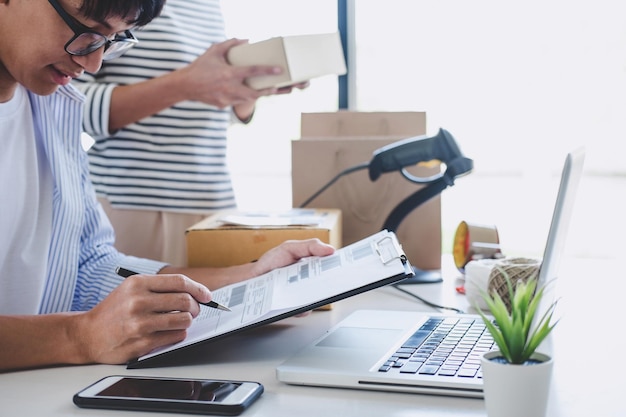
[127,230,414,369]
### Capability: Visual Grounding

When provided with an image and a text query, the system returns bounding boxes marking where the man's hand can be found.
[251,238,335,278]
[179,38,283,108]
[72,273,213,365]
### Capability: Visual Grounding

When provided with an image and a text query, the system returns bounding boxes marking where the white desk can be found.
[1,257,624,417]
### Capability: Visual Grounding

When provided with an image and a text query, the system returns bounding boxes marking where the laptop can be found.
[276,148,585,398]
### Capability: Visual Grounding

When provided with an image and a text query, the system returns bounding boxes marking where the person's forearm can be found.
[108,70,189,132]
[159,239,335,290]
[0,313,87,372]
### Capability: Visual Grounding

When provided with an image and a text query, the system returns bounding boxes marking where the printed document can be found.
[131,230,412,366]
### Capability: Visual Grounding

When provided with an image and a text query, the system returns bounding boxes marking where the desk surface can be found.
[1,257,624,417]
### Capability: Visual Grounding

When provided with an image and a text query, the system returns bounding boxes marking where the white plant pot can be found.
[481,351,553,417]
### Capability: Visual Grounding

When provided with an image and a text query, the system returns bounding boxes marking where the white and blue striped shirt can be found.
[73,0,237,214]
[11,85,165,314]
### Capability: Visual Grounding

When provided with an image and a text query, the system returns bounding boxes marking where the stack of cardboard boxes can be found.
[291,111,442,272]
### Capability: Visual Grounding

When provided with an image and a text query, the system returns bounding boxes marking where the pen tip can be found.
[218,305,232,312]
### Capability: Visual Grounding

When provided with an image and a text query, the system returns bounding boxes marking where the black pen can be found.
[115,267,231,312]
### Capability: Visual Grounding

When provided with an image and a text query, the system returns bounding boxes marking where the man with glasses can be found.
[0,0,333,372]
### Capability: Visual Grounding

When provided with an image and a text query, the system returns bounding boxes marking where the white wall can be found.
[221,0,625,260]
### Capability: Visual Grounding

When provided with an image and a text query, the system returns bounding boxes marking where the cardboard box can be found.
[186,209,342,268]
[226,32,347,90]
[299,111,426,139]
[292,111,442,271]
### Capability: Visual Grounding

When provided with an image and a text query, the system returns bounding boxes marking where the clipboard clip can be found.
[375,234,407,265]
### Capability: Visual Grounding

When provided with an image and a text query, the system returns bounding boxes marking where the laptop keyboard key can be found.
[457,368,478,378]
[438,368,458,376]
[399,362,422,374]
[418,365,440,375]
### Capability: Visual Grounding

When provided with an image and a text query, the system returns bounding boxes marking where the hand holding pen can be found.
[116,267,231,312]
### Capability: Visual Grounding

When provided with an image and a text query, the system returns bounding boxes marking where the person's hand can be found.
[251,238,335,278]
[275,81,310,95]
[251,238,335,318]
[178,38,284,109]
[231,81,309,123]
[71,273,213,365]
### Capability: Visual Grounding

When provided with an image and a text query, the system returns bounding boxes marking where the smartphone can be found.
[73,375,264,415]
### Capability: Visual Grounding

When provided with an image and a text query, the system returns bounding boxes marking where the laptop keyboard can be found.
[378,317,495,378]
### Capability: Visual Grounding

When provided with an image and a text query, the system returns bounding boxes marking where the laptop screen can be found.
[538,148,585,289]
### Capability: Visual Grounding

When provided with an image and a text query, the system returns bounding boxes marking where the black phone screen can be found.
[97,377,240,402]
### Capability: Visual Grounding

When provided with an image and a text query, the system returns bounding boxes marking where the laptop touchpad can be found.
[316,327,403,349]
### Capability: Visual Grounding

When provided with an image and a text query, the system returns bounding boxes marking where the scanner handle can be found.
[368,128,471,182]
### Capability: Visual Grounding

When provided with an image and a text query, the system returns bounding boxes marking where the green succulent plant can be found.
[476,269,559,364]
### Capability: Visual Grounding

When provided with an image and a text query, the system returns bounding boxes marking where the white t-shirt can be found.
[0,85,53,314]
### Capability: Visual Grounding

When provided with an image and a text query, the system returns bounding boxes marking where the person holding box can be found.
[73,0,307,266]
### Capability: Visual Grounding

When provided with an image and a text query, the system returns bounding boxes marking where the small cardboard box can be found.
[226,32,347,90]
[186,209,342,268]
[292,111,442,271]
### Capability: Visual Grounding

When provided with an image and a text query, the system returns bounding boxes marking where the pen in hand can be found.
[115,267,231,312]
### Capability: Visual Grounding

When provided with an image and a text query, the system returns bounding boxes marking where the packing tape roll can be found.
[453,221,502,272]
[465,259,500,310]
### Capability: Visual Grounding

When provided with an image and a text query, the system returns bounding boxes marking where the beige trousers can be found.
[99,198,206,266]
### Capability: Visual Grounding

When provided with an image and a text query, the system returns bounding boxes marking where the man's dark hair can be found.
[79,0,165,27]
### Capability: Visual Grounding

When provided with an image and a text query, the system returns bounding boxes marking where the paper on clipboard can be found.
[128,230,413,368]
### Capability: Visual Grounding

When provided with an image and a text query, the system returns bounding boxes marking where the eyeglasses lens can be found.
[66,32,137,60]
[66,33,106,56]
[102,39,137,60]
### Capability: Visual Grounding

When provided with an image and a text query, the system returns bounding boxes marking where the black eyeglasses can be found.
[47,0,138,60]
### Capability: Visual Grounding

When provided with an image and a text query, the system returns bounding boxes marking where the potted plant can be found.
[475,266,559,417]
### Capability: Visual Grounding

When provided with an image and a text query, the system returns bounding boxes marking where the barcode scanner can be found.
[368,128,473,183]
[299,128,473,284]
